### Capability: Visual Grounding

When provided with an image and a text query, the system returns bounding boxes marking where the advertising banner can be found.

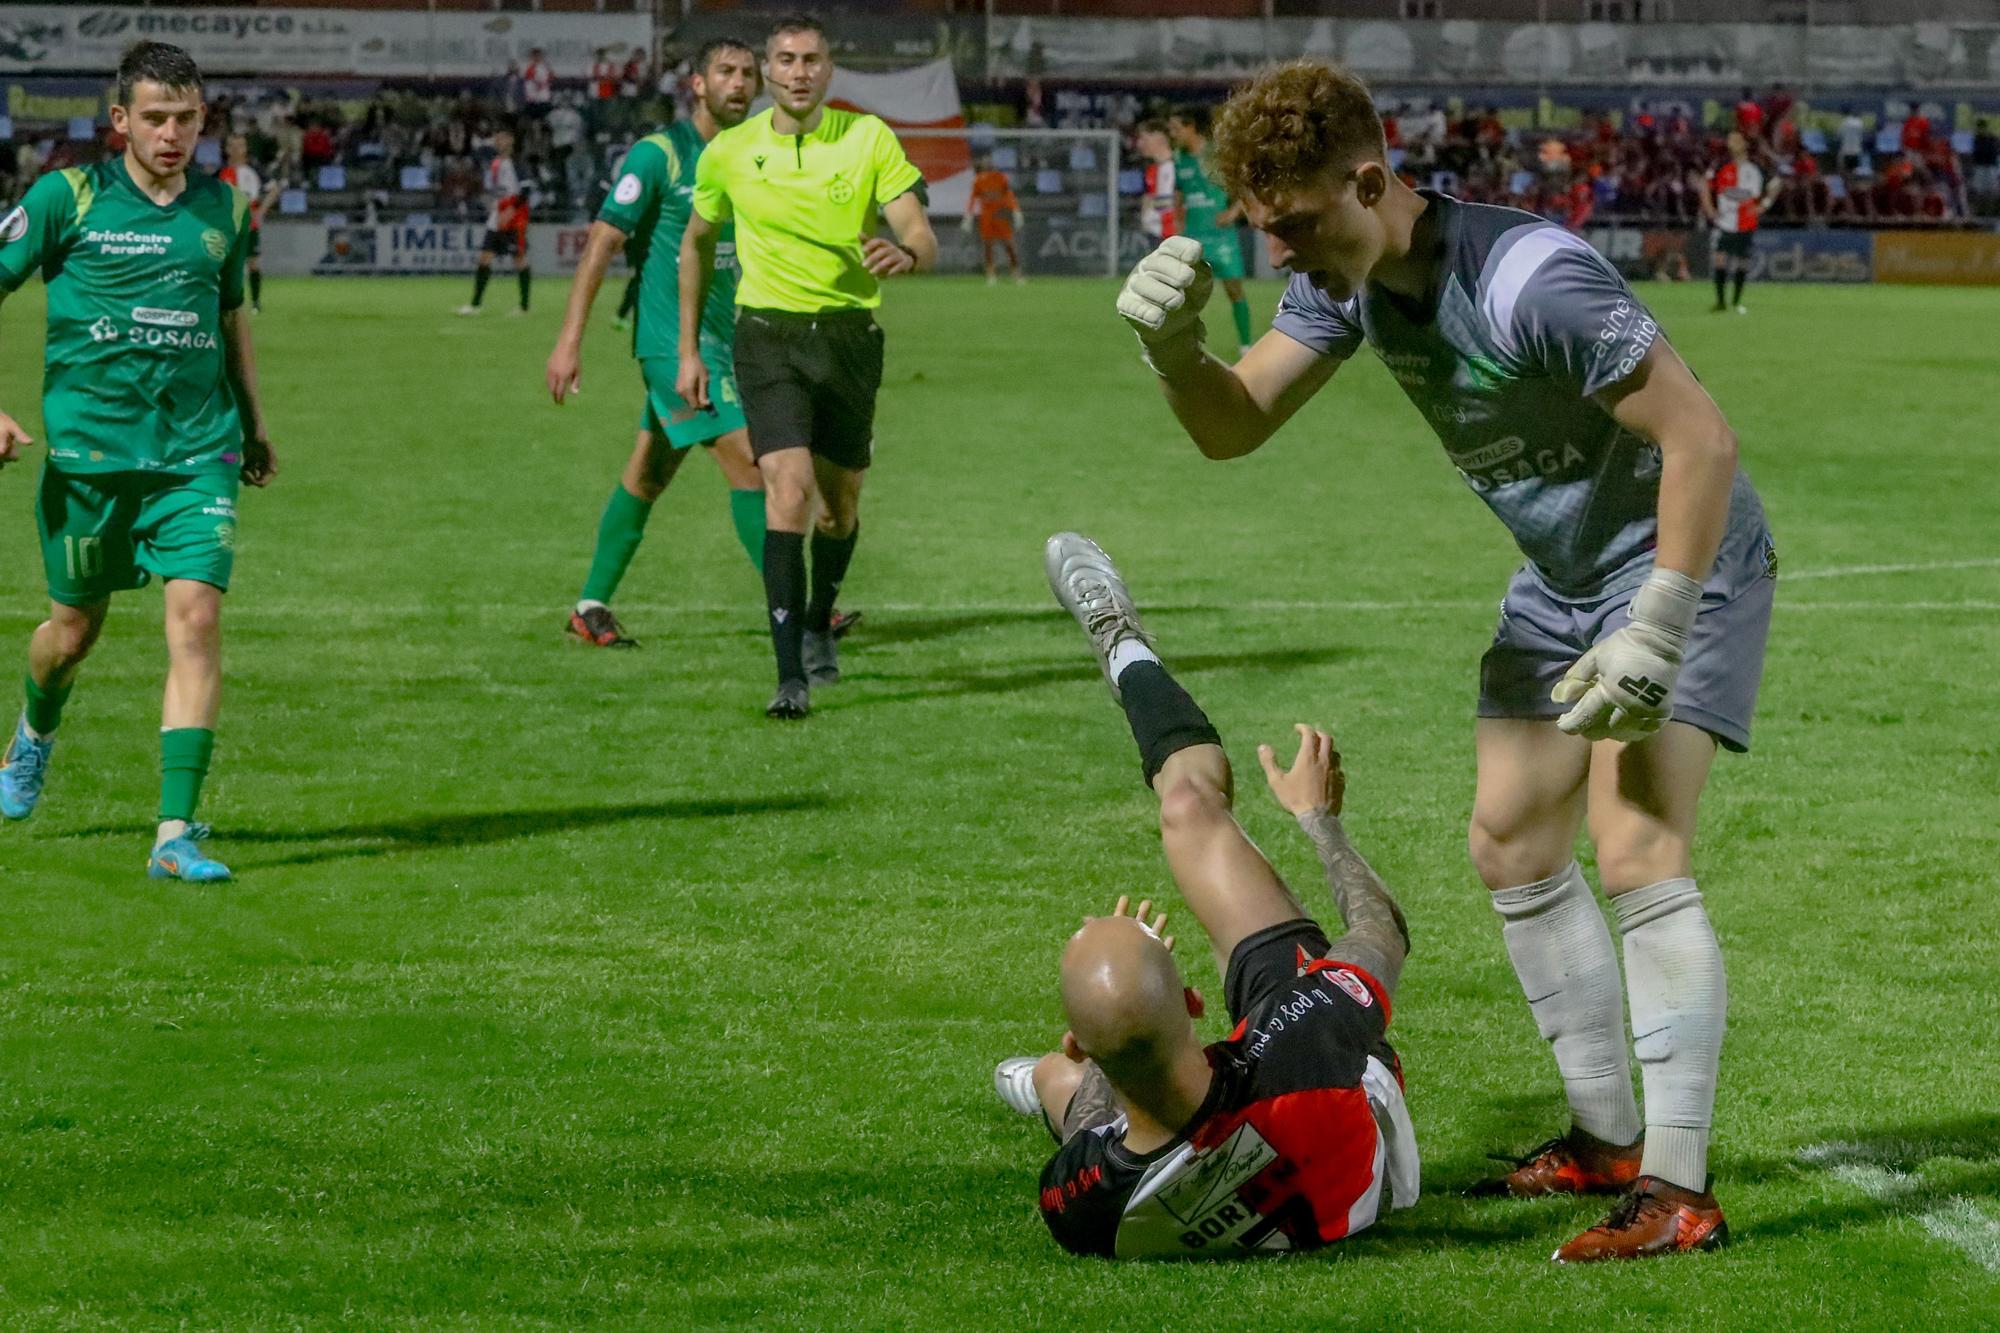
[260,221,618,277]
[987,17,2000,89]
[1585,225,1875,283]
[0,7,648,79]
[1872,231,2000,285]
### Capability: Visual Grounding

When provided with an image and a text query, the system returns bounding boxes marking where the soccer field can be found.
[1,273,1996,1326]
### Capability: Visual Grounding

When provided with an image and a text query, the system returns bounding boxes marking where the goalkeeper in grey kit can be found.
[1115,61,1777,1262]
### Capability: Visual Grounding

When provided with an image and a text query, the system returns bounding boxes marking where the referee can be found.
[680,13,937,719]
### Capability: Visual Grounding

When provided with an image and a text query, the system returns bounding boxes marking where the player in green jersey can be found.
[1170,105,1254,354]
[0,42,275,882]
[546,37,769,649]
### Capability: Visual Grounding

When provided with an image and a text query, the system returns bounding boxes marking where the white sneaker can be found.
[455,304,481,316]
[994,1057,1042,1118]
[1044,532,1153,701]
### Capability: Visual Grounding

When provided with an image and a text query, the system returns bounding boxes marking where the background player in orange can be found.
[964,153,1024,285]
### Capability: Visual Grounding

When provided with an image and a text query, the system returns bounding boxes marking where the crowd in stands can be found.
[0,47,706,224]
[3,65,1993,235]
[1368,89,1998,228]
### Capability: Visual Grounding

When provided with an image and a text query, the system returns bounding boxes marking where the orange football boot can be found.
[1465,1129,1643,1198]
[1553,1175,1730,1263]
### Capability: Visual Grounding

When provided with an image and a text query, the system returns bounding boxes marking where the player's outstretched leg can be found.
[1044,532,1309,974]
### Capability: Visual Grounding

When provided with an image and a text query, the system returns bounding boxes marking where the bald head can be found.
[1060,917,1194,1082]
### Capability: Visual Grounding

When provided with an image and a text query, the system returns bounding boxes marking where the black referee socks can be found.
[764,530,808,684]
[1118,661,1222,787]
[806,523,859,633]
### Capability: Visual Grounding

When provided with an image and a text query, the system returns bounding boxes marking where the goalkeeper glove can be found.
[1552,568,1704,743]
[1115,236,1212,374]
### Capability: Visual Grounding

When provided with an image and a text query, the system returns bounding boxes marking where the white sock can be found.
[1615,877,1727,1192]
[156,819,188,848]
[1491,863,1643,1146]
[19,713,52,743]
[576,598,607,615]
[1106,638,1160,684]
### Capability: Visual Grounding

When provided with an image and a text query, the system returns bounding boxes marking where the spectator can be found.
[1734,88,1764,142]
[591,49,617,105]
[620,50,646,101]
[500,61,524,117]
[546,95,585,214]
[301,120,336,171]
[522,47,554,121]
[1838,109,1865,172]
[1971,119,1999,203]
[1900,112,1931,154]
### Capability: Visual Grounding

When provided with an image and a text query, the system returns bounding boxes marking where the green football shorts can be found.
[36,466,239,605]
[640,342,746,449]
[1194,228,1246,282]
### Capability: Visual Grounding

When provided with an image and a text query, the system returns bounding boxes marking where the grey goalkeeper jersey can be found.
[1272,191,1767,600]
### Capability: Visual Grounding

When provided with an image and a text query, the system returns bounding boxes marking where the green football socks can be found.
[581,484,655,605]
[1231,298,1253,348]
[159,727,214,823]
[730,488,766,572]
[23,672,70,737]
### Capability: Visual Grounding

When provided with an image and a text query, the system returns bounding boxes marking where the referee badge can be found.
[826,174,854,204]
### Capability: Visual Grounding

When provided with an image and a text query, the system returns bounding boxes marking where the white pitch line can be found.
[191,597,2000,619]
[1788,557,2000,581]
[1921,1198,2000,1274]
[1801,1142,2000,1276]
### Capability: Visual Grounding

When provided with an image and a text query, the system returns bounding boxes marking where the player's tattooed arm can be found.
[1058,1061,1124,1141]
[221,307,276,487]
[1258,726,1409,997]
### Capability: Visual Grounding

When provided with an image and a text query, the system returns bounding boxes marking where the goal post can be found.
[893,126,1122,278]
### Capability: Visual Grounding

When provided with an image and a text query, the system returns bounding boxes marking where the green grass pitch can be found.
[1,272,1997,1326]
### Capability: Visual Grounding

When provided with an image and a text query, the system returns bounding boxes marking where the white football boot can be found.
[993,1057,1043,1118]
[1043,532,1154,702]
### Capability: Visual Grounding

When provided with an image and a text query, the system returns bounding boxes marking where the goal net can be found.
[895,127,1124,278]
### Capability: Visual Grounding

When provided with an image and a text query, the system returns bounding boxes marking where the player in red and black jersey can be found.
[993,533,1417,1260]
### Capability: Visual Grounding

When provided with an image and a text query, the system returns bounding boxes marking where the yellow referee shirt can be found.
[692,106,924,313]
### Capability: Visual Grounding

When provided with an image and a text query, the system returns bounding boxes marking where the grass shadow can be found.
[836,644,1362,709]
[57,795,831,869]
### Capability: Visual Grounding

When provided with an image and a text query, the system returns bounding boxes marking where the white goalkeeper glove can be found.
[1116,236,1212,374]
[1552,568,1704,743]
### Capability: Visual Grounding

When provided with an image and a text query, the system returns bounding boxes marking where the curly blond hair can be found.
[1211,61,1385,203]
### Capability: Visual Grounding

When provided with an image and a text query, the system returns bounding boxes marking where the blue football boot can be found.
[148,823,233,883]
[0,717,53,821]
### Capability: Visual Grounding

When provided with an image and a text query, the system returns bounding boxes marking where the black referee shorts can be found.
[734,307,885,472]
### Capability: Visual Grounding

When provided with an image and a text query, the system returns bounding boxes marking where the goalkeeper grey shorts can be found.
[1477,529,1778,753]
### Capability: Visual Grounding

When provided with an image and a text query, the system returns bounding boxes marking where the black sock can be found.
[805,523,859,632]
[1713,266,1728,306]
[518,267,533,311]
[1730,270,1745,306]
[1117,661,1222,787]
[763,530,807,685]
[249,269,263,307]
[471,265,491,307]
